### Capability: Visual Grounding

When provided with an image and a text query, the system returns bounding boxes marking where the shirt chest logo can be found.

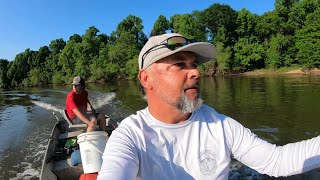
[198,150,217,175]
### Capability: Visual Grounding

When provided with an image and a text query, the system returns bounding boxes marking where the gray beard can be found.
[177,91,203,113]
[151,77,202,113]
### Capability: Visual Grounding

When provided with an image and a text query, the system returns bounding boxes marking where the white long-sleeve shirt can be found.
[98,104,320,180]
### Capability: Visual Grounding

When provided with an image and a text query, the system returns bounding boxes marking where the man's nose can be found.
[187,68,200,79]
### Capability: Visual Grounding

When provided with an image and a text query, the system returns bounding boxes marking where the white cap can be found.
[138,33,217,69]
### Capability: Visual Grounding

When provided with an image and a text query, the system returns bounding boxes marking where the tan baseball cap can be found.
[138,33,217,69]
[71,76,84,85]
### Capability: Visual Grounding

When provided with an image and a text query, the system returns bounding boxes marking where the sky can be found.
[0,0,275,61]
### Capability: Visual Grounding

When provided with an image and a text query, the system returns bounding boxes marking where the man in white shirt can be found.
[98,33,320,180]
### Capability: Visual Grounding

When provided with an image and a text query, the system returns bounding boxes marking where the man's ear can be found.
[138,69,152,91]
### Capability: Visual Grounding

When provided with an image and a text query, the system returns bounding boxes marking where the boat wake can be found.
[31,92,116,115]
[31,100,63,113]
[90,92,116,109]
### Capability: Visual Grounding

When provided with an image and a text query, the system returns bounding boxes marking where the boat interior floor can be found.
[53,157,83,180]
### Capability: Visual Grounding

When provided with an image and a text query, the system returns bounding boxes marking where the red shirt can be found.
[65,90,88,120]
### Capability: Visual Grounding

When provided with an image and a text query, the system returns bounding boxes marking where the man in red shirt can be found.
[65,76,106,132]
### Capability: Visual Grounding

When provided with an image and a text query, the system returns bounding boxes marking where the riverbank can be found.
[238,68,320,76]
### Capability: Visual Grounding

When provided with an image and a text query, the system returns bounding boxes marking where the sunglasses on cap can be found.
[141,36,197,69]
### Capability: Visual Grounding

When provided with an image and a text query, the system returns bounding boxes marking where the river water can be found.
[0,75,319,179]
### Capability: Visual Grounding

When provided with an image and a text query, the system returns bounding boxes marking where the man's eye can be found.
[172,62,198,69]
[175,62,185,68]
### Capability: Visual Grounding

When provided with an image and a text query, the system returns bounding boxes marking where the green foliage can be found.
[202,41,231,76]
[104,63,120,79]
[170,13,206,40]
[89,66,106,82]
[266,36,281,69]
[49,38,66,54]
[275,0,299,35]
[27,68,41,86]
[3,2,320,88]
[234,37,265,71]
[116,15,147,50]
[36,46,51,67]
[236,9,259,38]
[295,8,320,68]
[0,59,9,88]
[124,55,139,79]
[215,42,232,75]
[69,34,82,43]
[108,39,132,67]
[266,34,296,68]
[275,0,299,18]
[7,49,34,86]
[255,11,281,41]
[108,15,145,73]
[52,72,67,85]
[59,41,77,77]
[212,27,226,44]
[151,15,170,36]
[200,3,237,45]
[44,54,60,84]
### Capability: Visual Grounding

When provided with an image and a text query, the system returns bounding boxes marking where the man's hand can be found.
[87,117,98,131]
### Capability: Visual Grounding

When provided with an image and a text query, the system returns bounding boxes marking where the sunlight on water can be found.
[251,126,279,133]
[2,93,27,97]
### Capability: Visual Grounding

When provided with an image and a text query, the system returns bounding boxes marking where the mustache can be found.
[184,82,200,90]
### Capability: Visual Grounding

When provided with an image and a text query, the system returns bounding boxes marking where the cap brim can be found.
[175,42,217,64]
[72,82,80,85]
[142,42,217,69]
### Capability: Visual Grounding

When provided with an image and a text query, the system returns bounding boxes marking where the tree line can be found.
[0,0,319,89]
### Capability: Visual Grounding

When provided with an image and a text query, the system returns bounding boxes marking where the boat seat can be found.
[62,110,87,129]
[59,130,85,139]
[59,110,119,135]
